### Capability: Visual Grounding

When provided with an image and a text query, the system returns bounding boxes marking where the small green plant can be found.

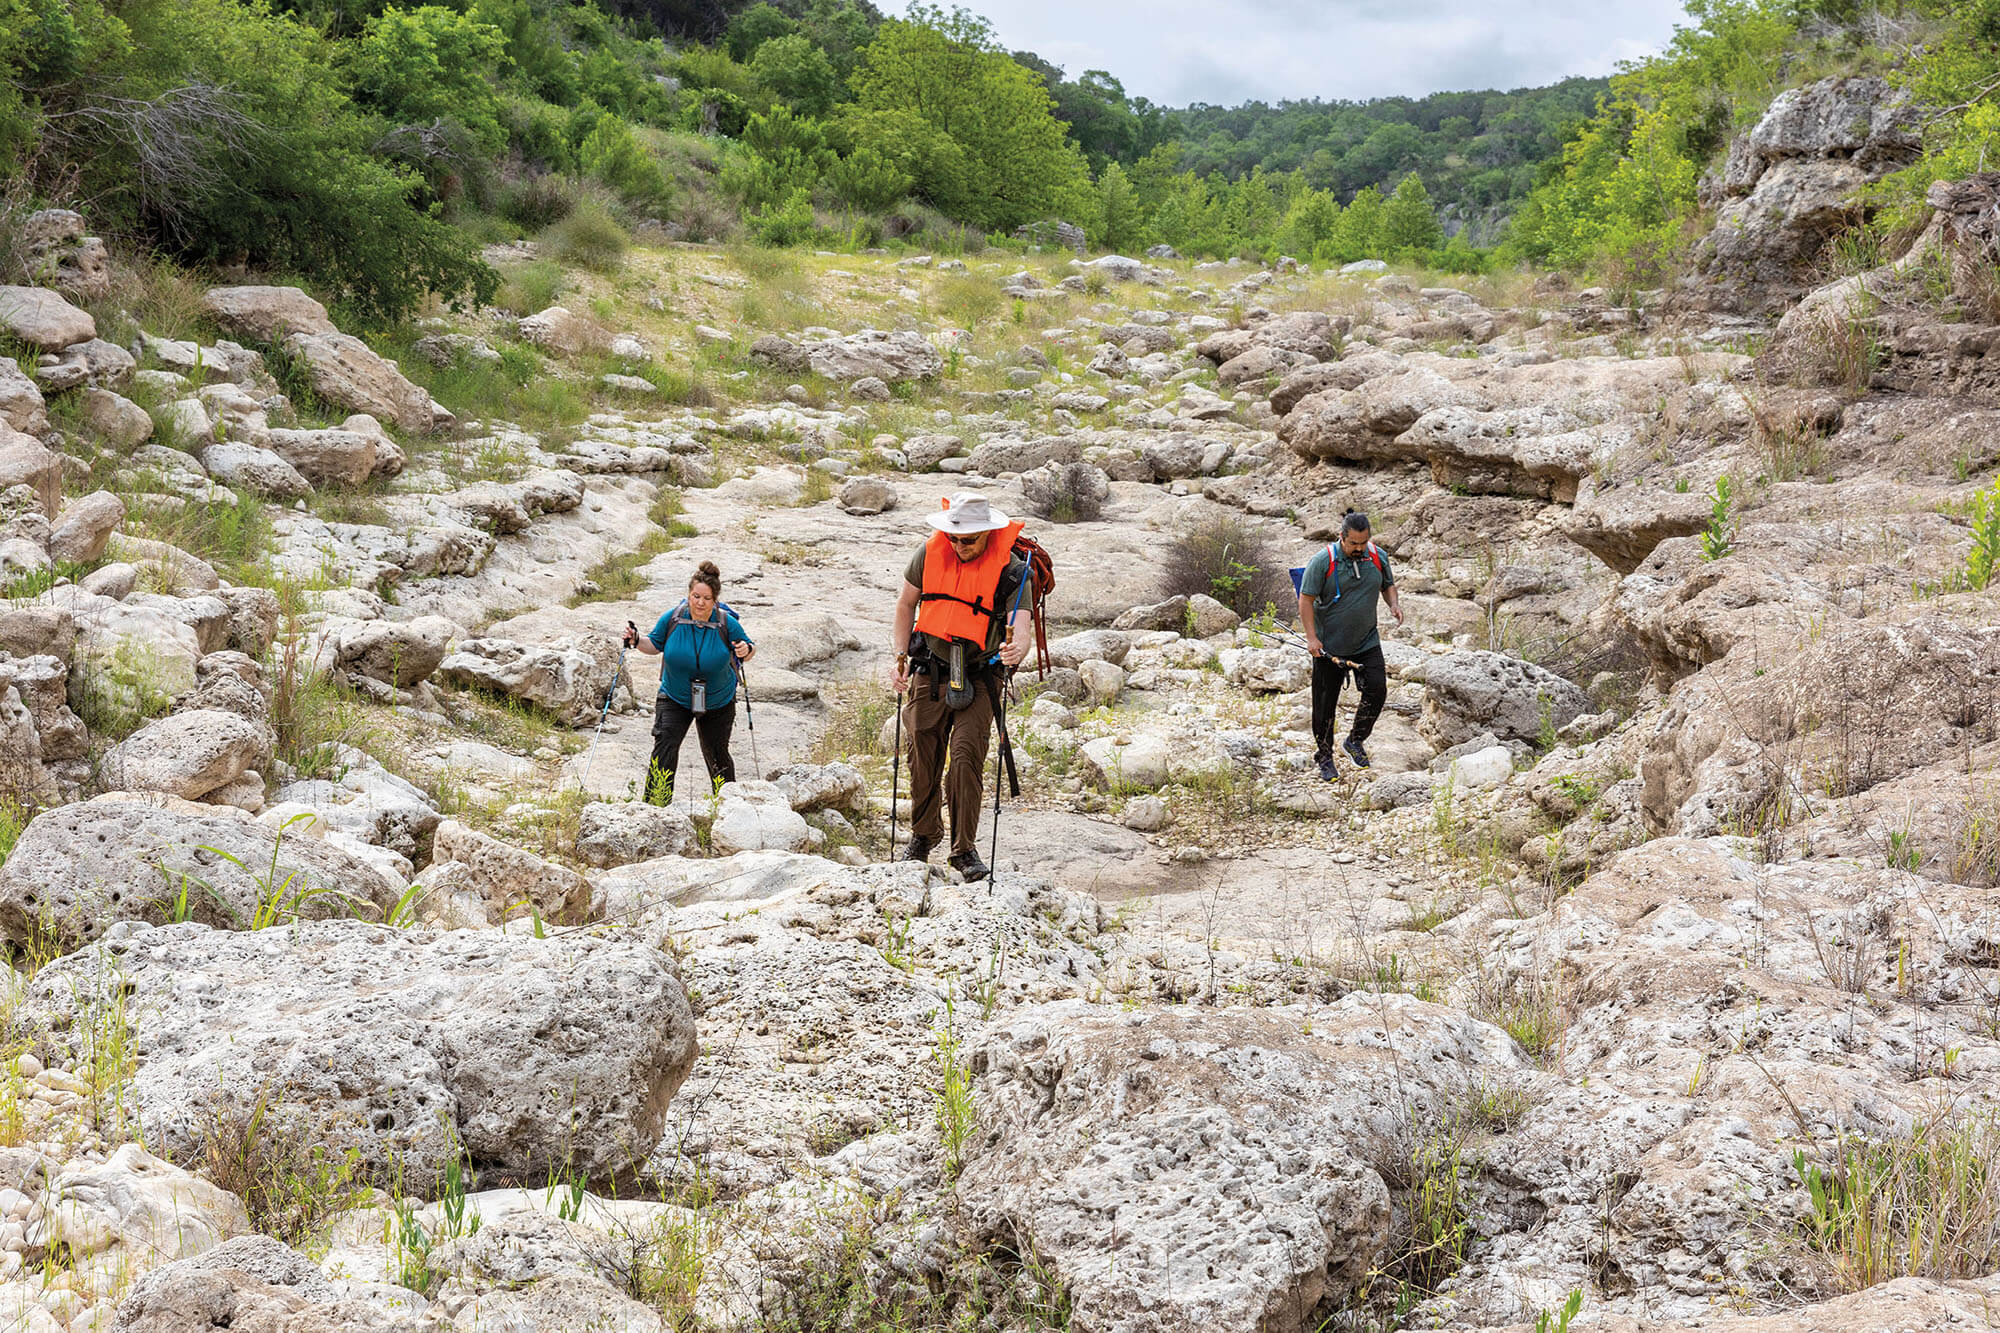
[390,1154,483,1296]
[1535,1288,1583,1333]
[1791,1110,2000,1290]
[0,798,25,871]
[186,1087,367,1251]
[1966,478,2000,591]
[800,466,836,505]
[1535,690,1558,751]
[932,997,975,1181]
[1700,474,1734,561]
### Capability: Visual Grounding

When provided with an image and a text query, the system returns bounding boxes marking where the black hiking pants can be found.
[1312,646,1387,761]
[647,695,737,805]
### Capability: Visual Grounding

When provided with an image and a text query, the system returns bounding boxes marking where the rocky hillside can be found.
[1,81,2000,1333]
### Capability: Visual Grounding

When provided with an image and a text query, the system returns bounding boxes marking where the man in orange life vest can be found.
[889,492,1035,882]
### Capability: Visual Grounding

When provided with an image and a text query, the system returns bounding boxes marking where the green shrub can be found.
[748,187,816,247]
[541,202,628,272]
[1158,513,1291,618]
[499,173,576,230]
[495,259,566,315]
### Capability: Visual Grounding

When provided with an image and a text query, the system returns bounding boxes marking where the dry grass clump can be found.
[1157,512,1293,619]
[1791,1107,2000,1292]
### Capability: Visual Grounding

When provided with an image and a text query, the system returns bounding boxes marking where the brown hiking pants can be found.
[902,674,995,856]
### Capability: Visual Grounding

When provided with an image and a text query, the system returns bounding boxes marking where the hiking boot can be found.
[899,834,937,863]
[1342,737,1371,769]
[948,849,990,882]
[1316,757,1339,782]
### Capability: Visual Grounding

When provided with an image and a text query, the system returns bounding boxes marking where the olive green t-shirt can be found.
[905,543,1030,658]
[1299,542,1395,658]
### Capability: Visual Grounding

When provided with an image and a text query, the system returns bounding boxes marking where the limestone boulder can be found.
[33,1144,249,1276]
[1419,650,1589,748]
[99,708,267,800]
[767,762,866,814]
[0,358,49,435]
[0,795,402,948]
[0,426,61,515]
[1563,485,1713,574]
[900,434,964,471]
[837,475,897,516]
[437,634,624,726]
[806,330,942,383]
[43,337,136,392]
[201,285,337,342]
[278,332,439,434]
[748,334,809,373]
[201,440,312,500]
[1221,645,1310,694]
[961,997,1521,1333]
[20,919,697,1187]
[0,606,73,661]
[1695,76,1921,311]
[19,209,111,301]
[0,285,94,349]
[575,802,696,868]
[966,435,1078,476]
[1079,733,1171,791]
[1218,344,1315,388]
[266,426,377,488]
[110,1234,427,1333]
[47,490,124,564]
[333,615,456,688]
[431,818,593,922]
[1018,459,1109,521]
[1045,629,1131,669]
[707,781,813,854]
[81,388,153,448]
[517,306,604,357]
[1112,595,1189,633]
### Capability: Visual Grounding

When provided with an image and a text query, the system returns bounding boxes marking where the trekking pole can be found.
[579,624,635,793]
[888,657,906,860]
[986,572,1031,890]
[733,655,760,777]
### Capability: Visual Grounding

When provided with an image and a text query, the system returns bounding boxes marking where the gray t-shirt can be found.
[1299,542,1395,658]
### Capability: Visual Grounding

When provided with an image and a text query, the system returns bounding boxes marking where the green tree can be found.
[579,115,666,203]
[1096,161,1144,251]
[1280,187,1343,258]
[850,5,1094,231]
[724,3,795,62]
[826,144,912,210]
[722,105,832,209]
[93,0,492,319]
[1379,171,1444,252]
[749,33,841,118]
[347,5,509,150]
[834,106,974,217]
[1327,185,1384,262]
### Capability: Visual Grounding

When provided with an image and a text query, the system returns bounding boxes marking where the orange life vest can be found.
[914,517,1025,649]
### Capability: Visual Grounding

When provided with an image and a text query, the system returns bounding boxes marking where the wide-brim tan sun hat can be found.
[928,492,1012,535]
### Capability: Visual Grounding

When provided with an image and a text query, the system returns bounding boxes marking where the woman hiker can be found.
[624,560,755,806]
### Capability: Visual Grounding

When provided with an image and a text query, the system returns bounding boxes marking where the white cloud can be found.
[878,0,1688,104]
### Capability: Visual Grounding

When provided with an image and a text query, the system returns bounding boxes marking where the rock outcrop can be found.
[21,921,698,1184]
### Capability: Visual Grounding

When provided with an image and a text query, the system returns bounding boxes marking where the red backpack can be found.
[1011,534,1055,677]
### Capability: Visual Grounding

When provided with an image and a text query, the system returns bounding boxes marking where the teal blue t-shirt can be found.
[1299,543,1395,657]
[648,602,753,709]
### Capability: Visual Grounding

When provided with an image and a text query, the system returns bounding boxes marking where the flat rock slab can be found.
[962,996,1522,1333]
[0,794,401,950]
[19,920,696,1188]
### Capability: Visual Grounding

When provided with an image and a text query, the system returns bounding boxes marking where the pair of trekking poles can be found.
[579,621,758,793]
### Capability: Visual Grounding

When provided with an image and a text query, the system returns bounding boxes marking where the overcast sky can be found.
[880,1,1691,105]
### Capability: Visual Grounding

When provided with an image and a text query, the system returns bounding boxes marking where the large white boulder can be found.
[19,920,698,1184]
[98,710,268,801]
[0,795,401,947]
